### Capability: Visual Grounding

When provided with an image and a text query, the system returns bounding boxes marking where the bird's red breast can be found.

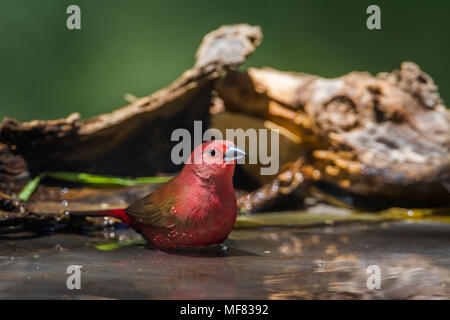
[123,140,244,248]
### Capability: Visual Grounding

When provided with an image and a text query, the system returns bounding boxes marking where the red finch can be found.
[87,140,246,248]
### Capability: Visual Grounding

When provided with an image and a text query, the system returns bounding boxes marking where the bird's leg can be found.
[219,243,228,252]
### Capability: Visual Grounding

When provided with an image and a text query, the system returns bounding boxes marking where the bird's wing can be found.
[125,192,178,229]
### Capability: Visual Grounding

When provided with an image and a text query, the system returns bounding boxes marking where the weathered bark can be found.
[0,143,27,186]
[215,62,450,207]
[237,158,310,212]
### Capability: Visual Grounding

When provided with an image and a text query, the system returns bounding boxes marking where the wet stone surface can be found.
[0,220,449,299]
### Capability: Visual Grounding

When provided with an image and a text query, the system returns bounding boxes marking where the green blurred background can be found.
[1,0,449,121]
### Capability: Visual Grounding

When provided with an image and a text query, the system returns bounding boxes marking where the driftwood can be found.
[214,63,450,209]
[0,143,26,187]
[0,23,449,227]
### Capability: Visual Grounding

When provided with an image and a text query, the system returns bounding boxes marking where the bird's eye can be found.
[208,149,217,157]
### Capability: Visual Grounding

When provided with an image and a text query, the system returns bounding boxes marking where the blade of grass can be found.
[234,207,450,229]
[18,172,173,201]
[45,172,172,186]
[95,238,146,251]
[234,211,382,228]
[18,173,45,201]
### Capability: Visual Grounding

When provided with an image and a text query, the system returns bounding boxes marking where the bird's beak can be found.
[224,145,247,162]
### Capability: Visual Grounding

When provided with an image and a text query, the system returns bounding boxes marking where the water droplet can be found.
[295,172,304,182]
[271,182,279,192]
[284,171,293,181]
[62,200,68,207]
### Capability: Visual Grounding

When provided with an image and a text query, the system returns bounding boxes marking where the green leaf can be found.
[95,238,146,251]
[45,172,172,186]
[17,172,173,202]
[18,173,45,201]
[234,211,381,228]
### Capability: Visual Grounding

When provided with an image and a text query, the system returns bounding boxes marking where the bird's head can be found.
[184,140,246,180]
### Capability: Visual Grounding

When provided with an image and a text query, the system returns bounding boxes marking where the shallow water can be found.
[0,219,448,299]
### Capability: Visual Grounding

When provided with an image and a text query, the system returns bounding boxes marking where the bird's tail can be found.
[70,208,131,224]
